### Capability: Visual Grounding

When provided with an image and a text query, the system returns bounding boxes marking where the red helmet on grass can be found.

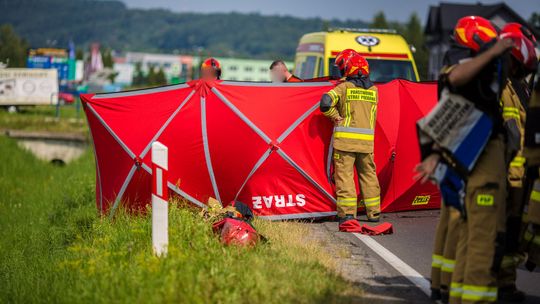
[213,218,259,246]
[454,16,498,51]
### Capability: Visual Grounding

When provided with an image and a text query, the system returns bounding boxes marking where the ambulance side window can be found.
[299,56,317,80]
[294,57,304,76]
[317,57,324,78]
[328,58,341,78]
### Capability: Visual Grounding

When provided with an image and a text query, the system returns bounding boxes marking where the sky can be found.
[120,0,540,23]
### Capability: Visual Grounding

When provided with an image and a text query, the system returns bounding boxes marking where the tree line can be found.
[0,0,368,60]
[2,0,538,81]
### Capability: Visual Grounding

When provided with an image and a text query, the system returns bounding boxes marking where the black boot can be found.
[440,290,449,304]
[498,285,526,302]
[367,212,380,223]
[338,214,355,225]
[430,288,441,300]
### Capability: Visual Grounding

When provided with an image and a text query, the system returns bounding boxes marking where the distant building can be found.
[424,2,540,80]
[124,52,195,84]
[112,57,134,87]
[114,53,290,85]
[193,57,293,82]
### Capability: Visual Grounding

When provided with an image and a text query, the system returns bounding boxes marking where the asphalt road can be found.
[312,222,434,303]
[366,210,540,303]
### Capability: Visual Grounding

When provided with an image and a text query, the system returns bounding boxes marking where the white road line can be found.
[352,233,432,298]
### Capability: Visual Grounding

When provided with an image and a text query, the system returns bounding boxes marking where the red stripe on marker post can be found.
[152,141,168,257]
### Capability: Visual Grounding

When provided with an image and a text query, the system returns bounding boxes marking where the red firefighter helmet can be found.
[213,217,259,246]
[500,23,538,72]
[201,57,222,78]
[454,16,498,51]
[335,49,357,71]
[219,218,259,246]
[343,54,369,77]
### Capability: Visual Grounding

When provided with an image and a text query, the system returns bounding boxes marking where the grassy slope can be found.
[0,104,88,133]
[0,136,361,303]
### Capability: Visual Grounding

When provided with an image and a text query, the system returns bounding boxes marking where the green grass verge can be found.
[0,103,88,133]
[0,136,361,303]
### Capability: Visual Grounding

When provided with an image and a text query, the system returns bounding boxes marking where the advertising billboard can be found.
[0,68,59,106]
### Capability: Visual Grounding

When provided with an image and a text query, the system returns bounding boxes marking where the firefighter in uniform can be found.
[429,21,537,304]
[497,76,528,302]
[320,53,381,227]
[521,75,540,276]
[200,57,222,81]
[447,18,513,304]
[415,16,515,303]
[496,23,538,302]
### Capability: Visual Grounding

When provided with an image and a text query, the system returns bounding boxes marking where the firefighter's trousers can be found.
[520,173,540,273]
[432,204,461,293]
[334,149,380,219]
[450,137,507,304]
[497,185,525,288]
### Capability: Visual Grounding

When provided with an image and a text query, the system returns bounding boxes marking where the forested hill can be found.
[0,0,369,59]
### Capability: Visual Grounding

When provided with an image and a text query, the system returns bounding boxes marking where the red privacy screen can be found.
[81,79,440,220]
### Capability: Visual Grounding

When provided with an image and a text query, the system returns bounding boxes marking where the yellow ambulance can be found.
[293,28,420,82]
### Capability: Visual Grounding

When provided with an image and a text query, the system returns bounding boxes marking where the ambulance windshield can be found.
[329,58,417,82]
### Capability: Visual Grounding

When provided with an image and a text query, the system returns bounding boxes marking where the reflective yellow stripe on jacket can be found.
[510,156,526,168]
[334,126,374,141]
[502,106,521,120]
[530,180,540,202]
[344,98,352,126]
[370,104,377,129]
[322,89,340,117]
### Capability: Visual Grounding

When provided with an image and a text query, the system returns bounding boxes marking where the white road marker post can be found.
[152,141,168,257]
